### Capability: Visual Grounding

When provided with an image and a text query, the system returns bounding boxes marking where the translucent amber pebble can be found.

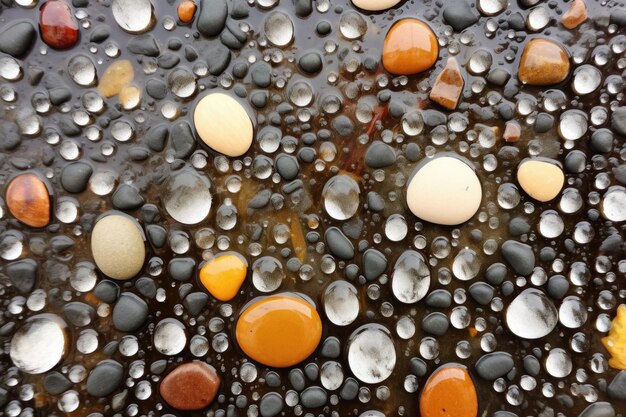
[382,19,438,75]
[98,60,134,98]
[199,253,247,302]
[236,294,322,367]
[6,173,51,228]
[602,304,626,370]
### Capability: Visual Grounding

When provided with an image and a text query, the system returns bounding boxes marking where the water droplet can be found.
[452,248,481,281]
[252,256,284,292]
[323,174,360,221]
[68,54,96,86]
[506,288,558,339]
[601,186,626,222]
[112,0,154,33]
[162,168,212,225]
[391,250,431,303]
[154,318,186,355]
[572,65,601,95]
[10,314,67,374]
[264,11,294,47]
[323,280,359,326]
[545,348,572,378]
[347,324,396,384]
[339,11,367,39]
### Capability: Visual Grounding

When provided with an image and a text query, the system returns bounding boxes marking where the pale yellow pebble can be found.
[119,84,142,110]
[98,60,134,98]
[517,159,565,202]
[193,93,253,157]
[91,214,145,280]
[406,155,482,226]
[351,0,401,11]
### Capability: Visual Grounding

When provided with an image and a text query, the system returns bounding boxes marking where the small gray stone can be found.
[61,161,93,193]
[367,192,385,212]
[365,141,396,168]
[362,249,387,281]
[63,302,95,327]
[135,277,157,299]
[146,124,169,152]
[534,113,554,133]
[112,184,144,210]
[565,150,586,173]
[321,336,341,358]
[486,68,511,86]
[127,34,159,56]
[607,371,626,400]
[501,240,535,276]
[289,369,306,391]
[86,360,124,397]
[422,312,449,336]
[577,402,615,417]
[146,224,167,248]
[508,217,530,236]
[425,289,452,308]
[299,51,322,74]
[112,293,148,332]
[325,227,354,259]
[146,78,168,100]
[611,107,626,136]
[475,352,514,380]
[275,154,299,180]
[248,189,272,209]
[523,355,540,376]
[183,292,208,315]
[6,259,37,294]
[259,392,283,417]
[44,372,72,395]
[547,275,569,299]
[591,129,614,153]
[443,1,478,31]
[300,386,327,408]
[251,62,272,88]
[409,357,427,376]
[265,371,281,387]
[340,378,358,400]
[169,258,196,282]
[94,280,120,304]
[332,115,354,137]
[469,282,495,305]
[171,121,196,159]
[304,363,319,381]
[206,45,231,75]
[197,0,228,36]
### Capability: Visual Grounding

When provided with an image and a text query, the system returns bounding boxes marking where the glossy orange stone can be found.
[562,0,587,29]
[177,0,197,23]
[420,364,478,417]
[199,253,247,302]
[518,39,570,86]
[382,18,439,75]
[6,173,51,228]
[160,362,221,411]
[236,294,322,367]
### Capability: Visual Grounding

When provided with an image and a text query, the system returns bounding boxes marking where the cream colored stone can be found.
[91,214,145,280]
[351,0,401,11]
[193,93,253,157]
[98,60,134,98]
[517,159,564,202]
[406,156,482,225]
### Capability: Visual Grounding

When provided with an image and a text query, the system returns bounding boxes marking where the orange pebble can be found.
[420,364,478,417]
[177,0,197,23]
[236,294,322,367]
[562,0,587,29]
[199,253,247,302]
[382,18,439,75]
[6,173,51,228]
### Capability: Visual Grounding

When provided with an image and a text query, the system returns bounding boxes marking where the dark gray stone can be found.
[443,1,478,31]
[425,289,452,308]
[44,371,72,395]
[86,360,124,397]
[146,224,167,248]
[0,20,36,57]
[475,352,514,380]
[501,240,535,275]
[469,282,495,305]
[523,355,540,376]
[251,62,272,88]
[362,249,387,281]
[547,275,569,299]
[135,277,157,299]
[367,191,385,212]
[409,357,427,376]
[340,378,358,400]
[289,369,306,391]
[611,107,626,136]
[6,259,37,294]
[112,293,148,332]
[422,312,449,336]
[321,336,341,358]
[64,302,95,327]
[300,386,327,408]
[183,292,208,315]
[171,121,196,159]
[146,124,169,152]
[259,392,283,417]
[275,154,299,180]
[206,45,231,75]
[325,227,354,259]
[608,371,626,400]
[94,280,120,304]
[169,258,196,282]
[365,141,396,168]
[112,184,144,210]
[577,402,615,417]
[332,115,354,137]
[299,51,323,74]
[197,0,228,36]
[127,34,160,56]
[591,129,613,153]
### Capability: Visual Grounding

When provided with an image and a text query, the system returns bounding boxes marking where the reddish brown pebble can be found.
[518,38,570,86]
[6,173,51,228]
[177,0,197,23]
[562,0,587,29]
[429,57,464,110]
[503,120,521,143]
[39,0,79,49]
[160,362,221,411]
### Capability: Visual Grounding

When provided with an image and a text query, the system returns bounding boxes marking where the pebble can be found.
[235,294,322,367]
[61,161,93,193]
[351,0,401,12]
[91,214,145,280]
[422,312,449,336]
[112,292,148,332]
[474,352,514,380]
[298,51,323,74]
[362,249,387,281]
[112,184,144,210]
[199,253,247,301]
[443,0,478,31]
[160,362,221,410]
[506,288,558,339]
[94,280,120,304]
[177,0,197,23]
[364,141,396,168]
[43,372,72,395]
[39,0,79,49]
[325,227,355,259]
[112,0,154,33]
[501,240,535,276]
[547,275,569,299]
[406,155,482,225]
[275,154,299,180]
[607,371,626,400]
[127,34,160,56]
[6,173,51,228]
[468,282,494,305]
[577,403,615,417]
[197,0,227,36]
[171,121,196,159]
[601,304,626,369]
[562,0,587,29]
[517,159,564,202]
[300,386,327,408]
[86,360,124,397]
[611,107,626,136]
[6,258,36,294]
[420,364,478,417]
[99,60,134,98]
[429,57,464,110]
[259,392,283,417]
[382,19,438,75]
[518,39,570,85]
[0,20,36,58]
[193,93,253,157]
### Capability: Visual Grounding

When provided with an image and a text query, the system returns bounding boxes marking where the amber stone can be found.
[517,159,565,202]
[382,19,439,75]
[160,362,221,411]
[518,39,570,86]
[199,253,247,302]
[562,0,587,29]
[6,173,51,228]
[429,57,464,110]
[235,294,322,367]
[177,0,197,23]
[39,0,79,49]
[420,364,478,417]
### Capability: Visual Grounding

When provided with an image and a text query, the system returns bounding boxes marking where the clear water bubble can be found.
[323,174,360,221]
[497,183,521,209]
[339,11,367,39]
[76,329,99,354]
[385,214,408,241]
[154,318,186,355]
[70,262,97,292]
[558,110,588,141]
[320,361,344,391]
[391,250,431,303]
[559,188,583,214]
[68,55,97,86]
[323,280,359,326]
[538,210,564,238]
[252,256,284,292]
[288,80,313,107]
[467,49,492,75]
[506,289,558,339]
[264,11,294,47]
[396,316,416,339]
[216,201,238,231]
[112,0,154,33]
[0,57,22,81]
[601,186,626,222]
[452,248,481,281]
[162,168,212,225]
[478,0,507,15]
[402,111,424,136]
[527,6,550,31]
[572,65,602,95]
[10,314,67,374]
[169,68,196,98]
[347,324,396,384]
[559,296,587,329]
[545,348,573,378]
[0,231,23,260]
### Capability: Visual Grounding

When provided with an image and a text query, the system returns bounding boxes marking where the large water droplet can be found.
[391,250,431,303]
[339,11,367,39]
[572,65,601,95]
[452,248,481,281]
[10,314,67,374]
[252,256,285,292]
[264,11,294,47]
[162,168,212,225]
[323,174,360,221]
[601,186,626,222]
[347,324,396,384]
[112,0,154,33]
[68,55,97,87]
[506,288,558,339]
[154,318,186,355]
[545,348,572,378]
[323,280,359,326]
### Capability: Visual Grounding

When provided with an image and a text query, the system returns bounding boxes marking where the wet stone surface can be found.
[0,0,625,416]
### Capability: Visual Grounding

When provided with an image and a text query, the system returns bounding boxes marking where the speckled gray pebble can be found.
[112,293,149,332]
[422,312,449,336]
[362,249,387,281]
[259,392,283,417]
[469,282,494,305]
[332,115,354,137]
[206,45,231,75]
[508,217,530,236]
[265,371,281,387]
[251,62,272,88]
[300,386,327,408]
[325,227,354,259]
[135,277,157,299]
[86,360,124,397]
[577,402,615,417]
[61,161,93,193]
[501,240,535,276]
[475,352,514,380]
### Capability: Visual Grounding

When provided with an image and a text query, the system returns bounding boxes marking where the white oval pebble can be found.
[351,0,401,12]
[91,214,145,280]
